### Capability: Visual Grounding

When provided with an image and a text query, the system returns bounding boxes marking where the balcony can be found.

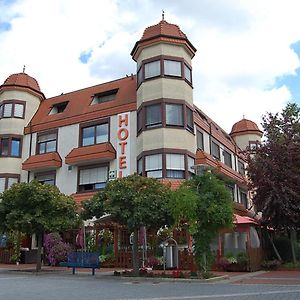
[195,150,246,186]
[65,143,116,166]
[22,152,62,171]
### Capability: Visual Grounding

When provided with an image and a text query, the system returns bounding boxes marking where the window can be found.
[223,150,232,168]
[238,161,245,175]
[240,190,248,208]
[91,89,118,105]
[81,123,109,146]
[166,104,183,126]
[184,64,192,83]
[49,101,68,115]
[145,154,162,178]
[137,110,143,132]
[187,156,195,178]
[137,158,143,175]
[78,166,108,192]
[164,60,182,77]
[226,184,235,200]
[211,141,220,160]
[35,172,55,186]
[197,131,204,150]
[144,60,160,79]
[0,101,25,119]
[186,107,194,131]
[37,132,57,154]
[249,141,259,152]
[137,67,143,86]
[166,154,185,178]
[0,136,21,157]
[145,104,161,128]
[0,175,19,193]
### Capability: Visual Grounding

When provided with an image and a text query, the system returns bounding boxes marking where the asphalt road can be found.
[0,272,299,300]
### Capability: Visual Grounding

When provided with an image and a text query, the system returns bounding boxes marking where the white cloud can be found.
[0,0,300,131]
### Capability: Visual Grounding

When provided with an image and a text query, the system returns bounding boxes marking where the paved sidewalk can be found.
[1,263,299,285]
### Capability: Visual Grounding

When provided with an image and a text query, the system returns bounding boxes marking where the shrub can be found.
[261,260,281,270]
[44,233,71,266]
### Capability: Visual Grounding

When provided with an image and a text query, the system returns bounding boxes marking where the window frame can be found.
[238,160,245,176]
[137,99,194,134]
[79,118,110,147]
[138,149,195,180]
[90,89,118,105]
[0,100,26,119]
[223,149,232,168]
[196,130,204,150]
[36,130,58,154]
[34,171,56,186]
[165,103,184,127]
[211,140,220,160]
[0,173,20,192]
[0,135,22,158]
[77,164,109,193]
[137,55,193,87]
[240,190,248,208]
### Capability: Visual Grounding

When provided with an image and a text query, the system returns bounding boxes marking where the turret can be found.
[131,18,197,180]
[0,72,44,192]
[230,118,263,151]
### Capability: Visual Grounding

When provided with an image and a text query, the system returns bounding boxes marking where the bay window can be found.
[166,154,185,178]
[0,136,21,157]
[78,165,108,192]
[164,60,181,77]
[144,60,160,79]
[166,104,183,126]
[184,64,192,83]
[186,107,194,131]
[145,154,162,178]
[0,101,25,119]
[197,130,204,150]
[146,104,162,128]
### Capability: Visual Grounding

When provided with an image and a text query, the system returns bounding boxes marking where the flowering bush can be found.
[146,256,164,269]
[44,233,71,266]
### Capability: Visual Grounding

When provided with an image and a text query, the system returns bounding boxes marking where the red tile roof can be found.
[22,152,62,171]
[230,118,262,137]
[131,20,196,60]
[1,73,44,99]
[24,76,137,134]
[141,20,187,40]
[65,143,116,165]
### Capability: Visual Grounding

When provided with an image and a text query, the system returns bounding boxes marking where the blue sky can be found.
[1,0,300,132]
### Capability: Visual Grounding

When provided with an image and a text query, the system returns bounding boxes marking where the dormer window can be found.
[91,89,118,105]
[49,101,68,115]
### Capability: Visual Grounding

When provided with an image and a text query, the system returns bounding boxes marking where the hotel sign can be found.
[117,112,130,178]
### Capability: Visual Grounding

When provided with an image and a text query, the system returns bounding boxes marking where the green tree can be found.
[0,181,79,272]
[247,103,300,263]
[169,172,234,274]
[84,174,172,275]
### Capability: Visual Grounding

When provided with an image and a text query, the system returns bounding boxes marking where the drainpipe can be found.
[27,121,32,183]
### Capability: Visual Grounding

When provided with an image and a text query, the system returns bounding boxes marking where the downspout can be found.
[27,121,32,183]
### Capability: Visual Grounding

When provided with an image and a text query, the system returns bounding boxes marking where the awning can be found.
[234,214,259,225]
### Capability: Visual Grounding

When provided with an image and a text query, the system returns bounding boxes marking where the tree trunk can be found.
[36,233,43,272]
[132,228,139,276]
[16,231,21,264]
[267,232,282,261]
[290,229,297,265]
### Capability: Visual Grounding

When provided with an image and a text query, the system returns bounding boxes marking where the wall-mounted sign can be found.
[117,112,130,178]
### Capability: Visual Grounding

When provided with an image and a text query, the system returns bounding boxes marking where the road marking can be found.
[119,289,300,300]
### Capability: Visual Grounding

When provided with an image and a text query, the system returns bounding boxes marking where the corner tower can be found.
[230,118,263,151]
[0,72,44,192]
[131,19,197,182]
